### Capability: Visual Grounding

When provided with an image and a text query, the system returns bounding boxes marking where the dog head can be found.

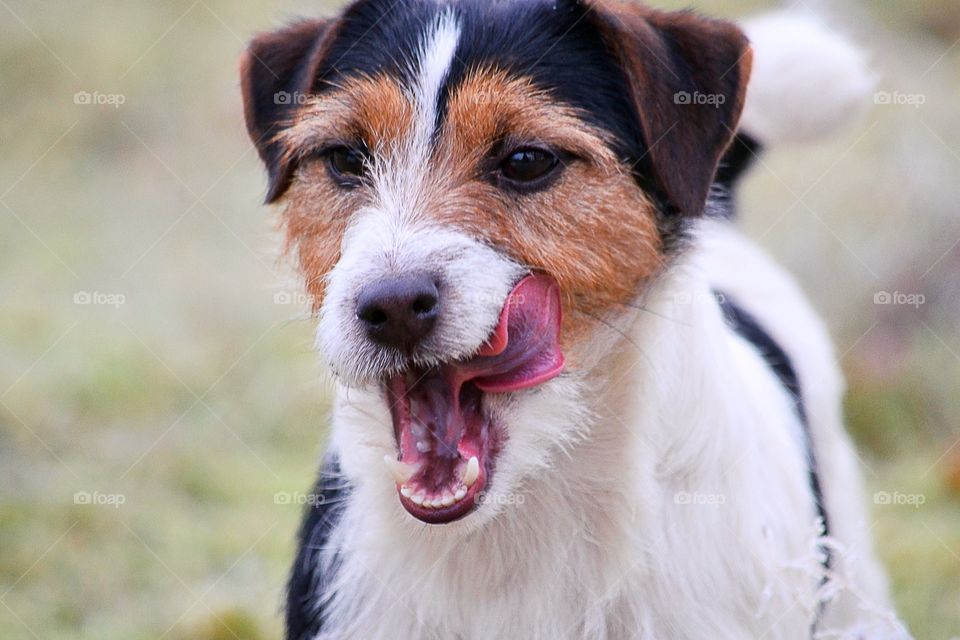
[241,0,750,526]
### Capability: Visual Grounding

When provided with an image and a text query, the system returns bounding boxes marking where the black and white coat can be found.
[242,3,907,639]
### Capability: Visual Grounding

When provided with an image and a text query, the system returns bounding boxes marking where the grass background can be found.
[1,0,958,638]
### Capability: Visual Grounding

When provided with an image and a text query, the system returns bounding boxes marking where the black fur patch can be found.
[714,291,832,629]
[286,453,351,640]
[714,133,762,218]
[307,0,680,245]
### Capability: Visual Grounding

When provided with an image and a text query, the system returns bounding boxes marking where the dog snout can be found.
[356,274,440,350]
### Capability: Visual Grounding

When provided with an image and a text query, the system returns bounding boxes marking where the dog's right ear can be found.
[240,19,337,203]
[585,0,751,218]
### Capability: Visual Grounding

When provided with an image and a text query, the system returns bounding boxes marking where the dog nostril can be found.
[359,306,389,327]
[411,293,438,316]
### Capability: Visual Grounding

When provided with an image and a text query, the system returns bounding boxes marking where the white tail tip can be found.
[739,10,876,146]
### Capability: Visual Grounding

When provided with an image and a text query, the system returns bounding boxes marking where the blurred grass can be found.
[1,0,958,638]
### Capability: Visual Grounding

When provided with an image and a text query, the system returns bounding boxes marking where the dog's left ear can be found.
[240,19,337,202]
[587,0,752,217]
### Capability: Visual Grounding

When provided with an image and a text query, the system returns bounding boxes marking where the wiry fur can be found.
[238,2,908,638]
[310,219,908,639]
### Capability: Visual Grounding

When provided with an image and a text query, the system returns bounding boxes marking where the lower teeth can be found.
[401,483,469,509]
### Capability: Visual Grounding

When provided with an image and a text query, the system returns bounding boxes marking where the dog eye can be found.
[327,146,368,183]
[500,148,559,185]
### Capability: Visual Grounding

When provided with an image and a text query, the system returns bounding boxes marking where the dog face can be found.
[242,0,750,525]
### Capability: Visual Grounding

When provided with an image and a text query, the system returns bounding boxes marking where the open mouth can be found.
[383,275,565,524]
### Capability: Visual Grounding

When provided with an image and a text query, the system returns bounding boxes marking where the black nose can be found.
[356,275,440,350]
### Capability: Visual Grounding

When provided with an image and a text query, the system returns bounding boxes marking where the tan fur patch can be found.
[277,69,663,335]
[278,75,416,305]
[433,69,663,336]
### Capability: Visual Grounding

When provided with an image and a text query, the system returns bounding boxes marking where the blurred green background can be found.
[1,0,958,638]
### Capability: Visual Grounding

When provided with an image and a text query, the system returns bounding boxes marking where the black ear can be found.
[587,0,752,217]
[240,19,337,202]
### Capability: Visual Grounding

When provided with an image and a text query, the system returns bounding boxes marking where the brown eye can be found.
[327,146,368,183]
[500,148,559,185]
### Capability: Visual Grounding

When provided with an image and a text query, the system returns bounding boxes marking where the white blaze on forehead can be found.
[370,10,461,227]
[411,10,461,149]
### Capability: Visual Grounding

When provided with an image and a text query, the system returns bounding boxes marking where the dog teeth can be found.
[397,456,480,510]
[383,455,418,484]
[461,456,480,487]
[402,484,472,510]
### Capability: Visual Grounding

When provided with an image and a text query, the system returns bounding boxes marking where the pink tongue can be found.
[457,275,565,393]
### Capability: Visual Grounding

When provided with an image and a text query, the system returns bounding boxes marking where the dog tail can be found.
[715,10,875,202]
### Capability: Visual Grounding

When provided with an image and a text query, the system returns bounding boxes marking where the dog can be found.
[240,1,909,638]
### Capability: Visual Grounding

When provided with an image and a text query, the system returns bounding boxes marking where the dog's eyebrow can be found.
[274,75,415,160]
[440,70,620,163]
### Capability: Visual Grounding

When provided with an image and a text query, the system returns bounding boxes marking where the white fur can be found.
[739,10,875,145]
[316,14,525,385]
[411,10,460,150]
[305,11,907,640]
[315,220,908,639]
